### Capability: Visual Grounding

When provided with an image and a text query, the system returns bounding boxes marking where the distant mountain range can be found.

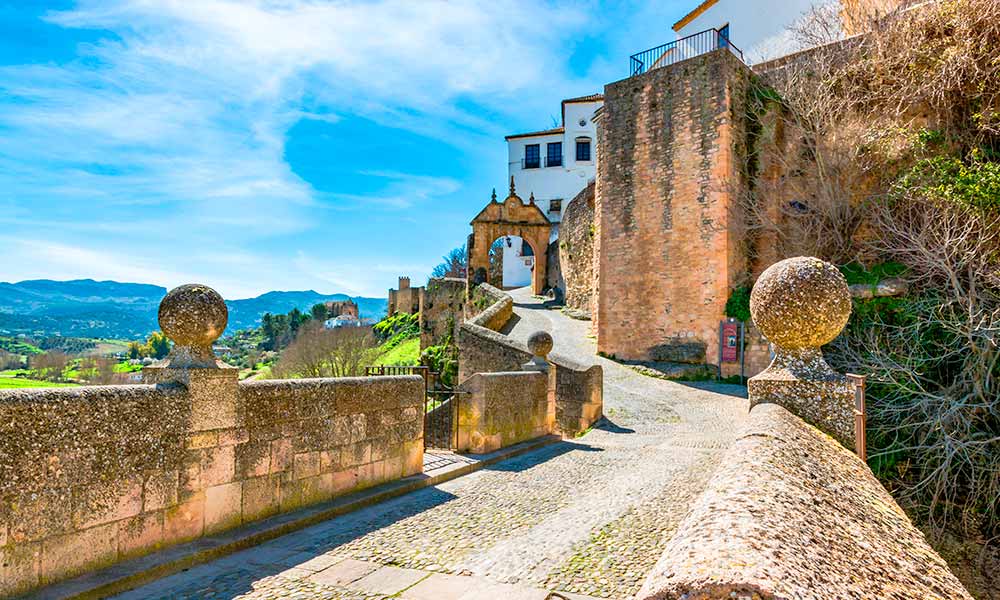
[0,279,387,340]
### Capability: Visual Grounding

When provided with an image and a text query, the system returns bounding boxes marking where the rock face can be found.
[747,257,857,448]
[158,283,228,367]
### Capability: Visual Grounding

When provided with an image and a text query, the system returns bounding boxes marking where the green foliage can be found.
[146,331,171,359]
[724,286,752,323]
[373,312,420,351]
[374,337,421,367]
[310,302,329,322]
[421,343,458,388]
[894,154,1000,211]
[0,376,78,389]
[0,337,43,355]
[915,127,946,150]
[38,337,96,354]
[838,262,907,286]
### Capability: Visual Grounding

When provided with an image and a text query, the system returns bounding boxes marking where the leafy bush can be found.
[421,343,458,388]
[724,286,751,322]
[894,155,1000,212]
[373,312,420,350]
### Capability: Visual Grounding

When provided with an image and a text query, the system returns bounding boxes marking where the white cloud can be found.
[0,0,602,296]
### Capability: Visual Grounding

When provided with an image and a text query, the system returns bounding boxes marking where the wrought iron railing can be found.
[365,364,464,449]
[629,28,744,77]
[545,154,564,168]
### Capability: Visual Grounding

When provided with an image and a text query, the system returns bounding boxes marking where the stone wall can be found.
[466,283,513,333]
[0,373,424,597]
[560,181,596,314]
[458,285,603,437]
[419,277,466,349]
[636,403,972,600]
[456,371,549,454]
[545,239,563,296]
[595,49,751,365]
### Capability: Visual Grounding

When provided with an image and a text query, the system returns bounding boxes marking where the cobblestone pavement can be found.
[111,289,748,600]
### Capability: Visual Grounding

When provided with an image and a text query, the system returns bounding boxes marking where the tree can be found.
[0,349,22,370]
[127,341,143,360]
[272,323,377,379]
[30,350,69,382]
[145,332,171,359]
[310,303,329,322]
[431,245,468,278]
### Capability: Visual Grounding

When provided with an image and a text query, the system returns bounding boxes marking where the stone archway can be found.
[469,178,552,295]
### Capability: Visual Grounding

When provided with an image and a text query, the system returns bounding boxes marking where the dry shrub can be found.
[742,0,1000,546]
[273,323,377,379]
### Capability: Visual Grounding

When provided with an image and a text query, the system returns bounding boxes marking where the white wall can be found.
[501,236,533,288]
[675,0,821,64]
[506,99,601,230]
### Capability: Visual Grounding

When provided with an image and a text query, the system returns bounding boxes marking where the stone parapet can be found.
[748,257,856,448]
[457,322,602,437]
[467,282,513,332]
[456,371,549,454]
[636,403,972,600]
[0,284,425,598]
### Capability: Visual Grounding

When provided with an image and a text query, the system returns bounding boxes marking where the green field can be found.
[0,376,79,389]
[372,337,420,367]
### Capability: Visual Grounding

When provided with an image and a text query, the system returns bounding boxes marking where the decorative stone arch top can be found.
[471,178,551,228]
[469,178,552,295]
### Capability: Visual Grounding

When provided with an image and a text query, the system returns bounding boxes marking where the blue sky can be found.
[0,0,689,299]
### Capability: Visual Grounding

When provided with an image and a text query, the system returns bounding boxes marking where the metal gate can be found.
[364,365,459,449]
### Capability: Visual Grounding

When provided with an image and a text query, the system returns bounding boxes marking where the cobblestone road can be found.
[111,289,748,600]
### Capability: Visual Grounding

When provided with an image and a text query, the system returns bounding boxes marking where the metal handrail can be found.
[629,28,744,77]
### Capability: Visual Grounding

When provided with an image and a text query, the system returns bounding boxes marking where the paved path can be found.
[111,290,748,600]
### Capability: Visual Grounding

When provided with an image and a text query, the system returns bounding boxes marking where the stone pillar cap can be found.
[158,283,228,368]
[750,256,851,350]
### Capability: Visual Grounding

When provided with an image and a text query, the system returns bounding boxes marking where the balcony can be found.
[545,154,563,168]
[629,27,744,77]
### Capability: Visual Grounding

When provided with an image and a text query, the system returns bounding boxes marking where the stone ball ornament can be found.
[158,284,228,364]
[750,256,851,350]
[526,330,554,359]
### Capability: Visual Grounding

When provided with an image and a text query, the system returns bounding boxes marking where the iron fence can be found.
[629,28,744,77]
[364,364,462,449]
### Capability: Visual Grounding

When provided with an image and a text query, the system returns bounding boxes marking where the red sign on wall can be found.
[721,321,740,363]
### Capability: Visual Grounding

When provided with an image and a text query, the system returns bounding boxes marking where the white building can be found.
[671,0,820,64]
[502,94,603,287]
[324,314,360,329]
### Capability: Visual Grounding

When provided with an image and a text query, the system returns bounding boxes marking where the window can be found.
[548,199,562,213]
[576,138,591,161]
[718,24,730,49]
[524,144,540,169]
[546,142,562,167]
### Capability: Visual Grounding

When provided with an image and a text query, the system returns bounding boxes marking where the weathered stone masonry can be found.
[0,286,425,598]
[559,181,596,314]
[596,50,750,365]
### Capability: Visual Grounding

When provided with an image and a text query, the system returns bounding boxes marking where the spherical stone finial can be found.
[526,330,554,359]
[750,256,851,350]
[158,283,228,356]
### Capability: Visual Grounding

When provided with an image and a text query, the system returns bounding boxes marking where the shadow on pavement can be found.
[484,440,602,473]
[119,487,462,600]
[671,380,749,399]
[593,417,635,435]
